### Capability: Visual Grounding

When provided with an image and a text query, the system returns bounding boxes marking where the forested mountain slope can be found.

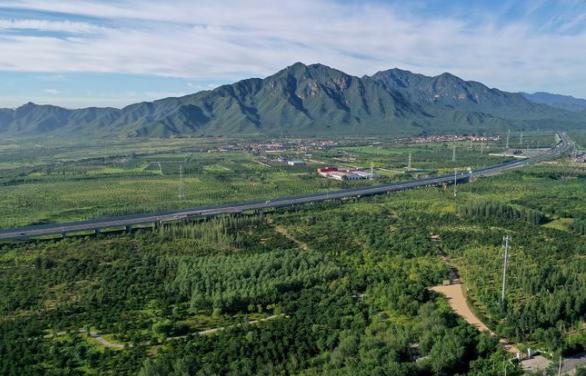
[1,63,584,138]
[522,91,586,112]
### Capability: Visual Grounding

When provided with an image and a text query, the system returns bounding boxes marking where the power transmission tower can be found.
[178,165,185,200]
[506,129,510,149]
[501,235,511,307]
[519,132,524,147]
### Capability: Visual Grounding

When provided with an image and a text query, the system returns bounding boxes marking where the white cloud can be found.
[0,0,585,96]
[43,88,60,94]
[0,18,106,33]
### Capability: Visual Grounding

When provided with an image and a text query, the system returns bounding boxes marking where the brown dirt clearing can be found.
[431,282,519,354]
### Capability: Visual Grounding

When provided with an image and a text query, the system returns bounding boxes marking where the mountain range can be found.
[521,92,586,112]
[1,62,585,138]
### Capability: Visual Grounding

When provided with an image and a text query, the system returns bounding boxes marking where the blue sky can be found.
[0,0,586,108]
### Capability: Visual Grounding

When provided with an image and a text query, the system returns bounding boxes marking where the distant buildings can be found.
[317,167,377,181]
[271,158,305,166]
[352,170,377,179]
[208,139,338,154]
[413,135,499,144]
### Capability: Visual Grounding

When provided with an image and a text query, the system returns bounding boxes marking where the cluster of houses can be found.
[273,157,305,166]
[249,139,337,155]
[317,167,377,181]
[207,139,338,155]
[575,151,586,163]
[413,135,499,144]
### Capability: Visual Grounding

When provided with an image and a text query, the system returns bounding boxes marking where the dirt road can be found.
[274,225,310,251]
[44,329,125,350]
[172,314,286,338]
[431,282,519,354]
[431,283,493,334]
[89,331,125,349]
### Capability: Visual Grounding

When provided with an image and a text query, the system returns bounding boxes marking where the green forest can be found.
[1,159,585,375]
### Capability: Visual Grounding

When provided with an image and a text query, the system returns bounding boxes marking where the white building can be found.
[352,170,377,179]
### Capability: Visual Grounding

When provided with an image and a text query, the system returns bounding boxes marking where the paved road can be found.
[561,353,586,375]
[0,133,573,241]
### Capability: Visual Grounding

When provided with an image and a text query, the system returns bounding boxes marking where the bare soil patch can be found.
[431,282,519,354]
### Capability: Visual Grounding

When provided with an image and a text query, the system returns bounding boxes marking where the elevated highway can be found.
[0,133,573,241]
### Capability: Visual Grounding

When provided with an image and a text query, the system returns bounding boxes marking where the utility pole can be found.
[453,168,457,197]
[452,144,457,162]
[501,235,511,307]
[506,129,510,149]
[408,152,412,170]
[178,165,185,200]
